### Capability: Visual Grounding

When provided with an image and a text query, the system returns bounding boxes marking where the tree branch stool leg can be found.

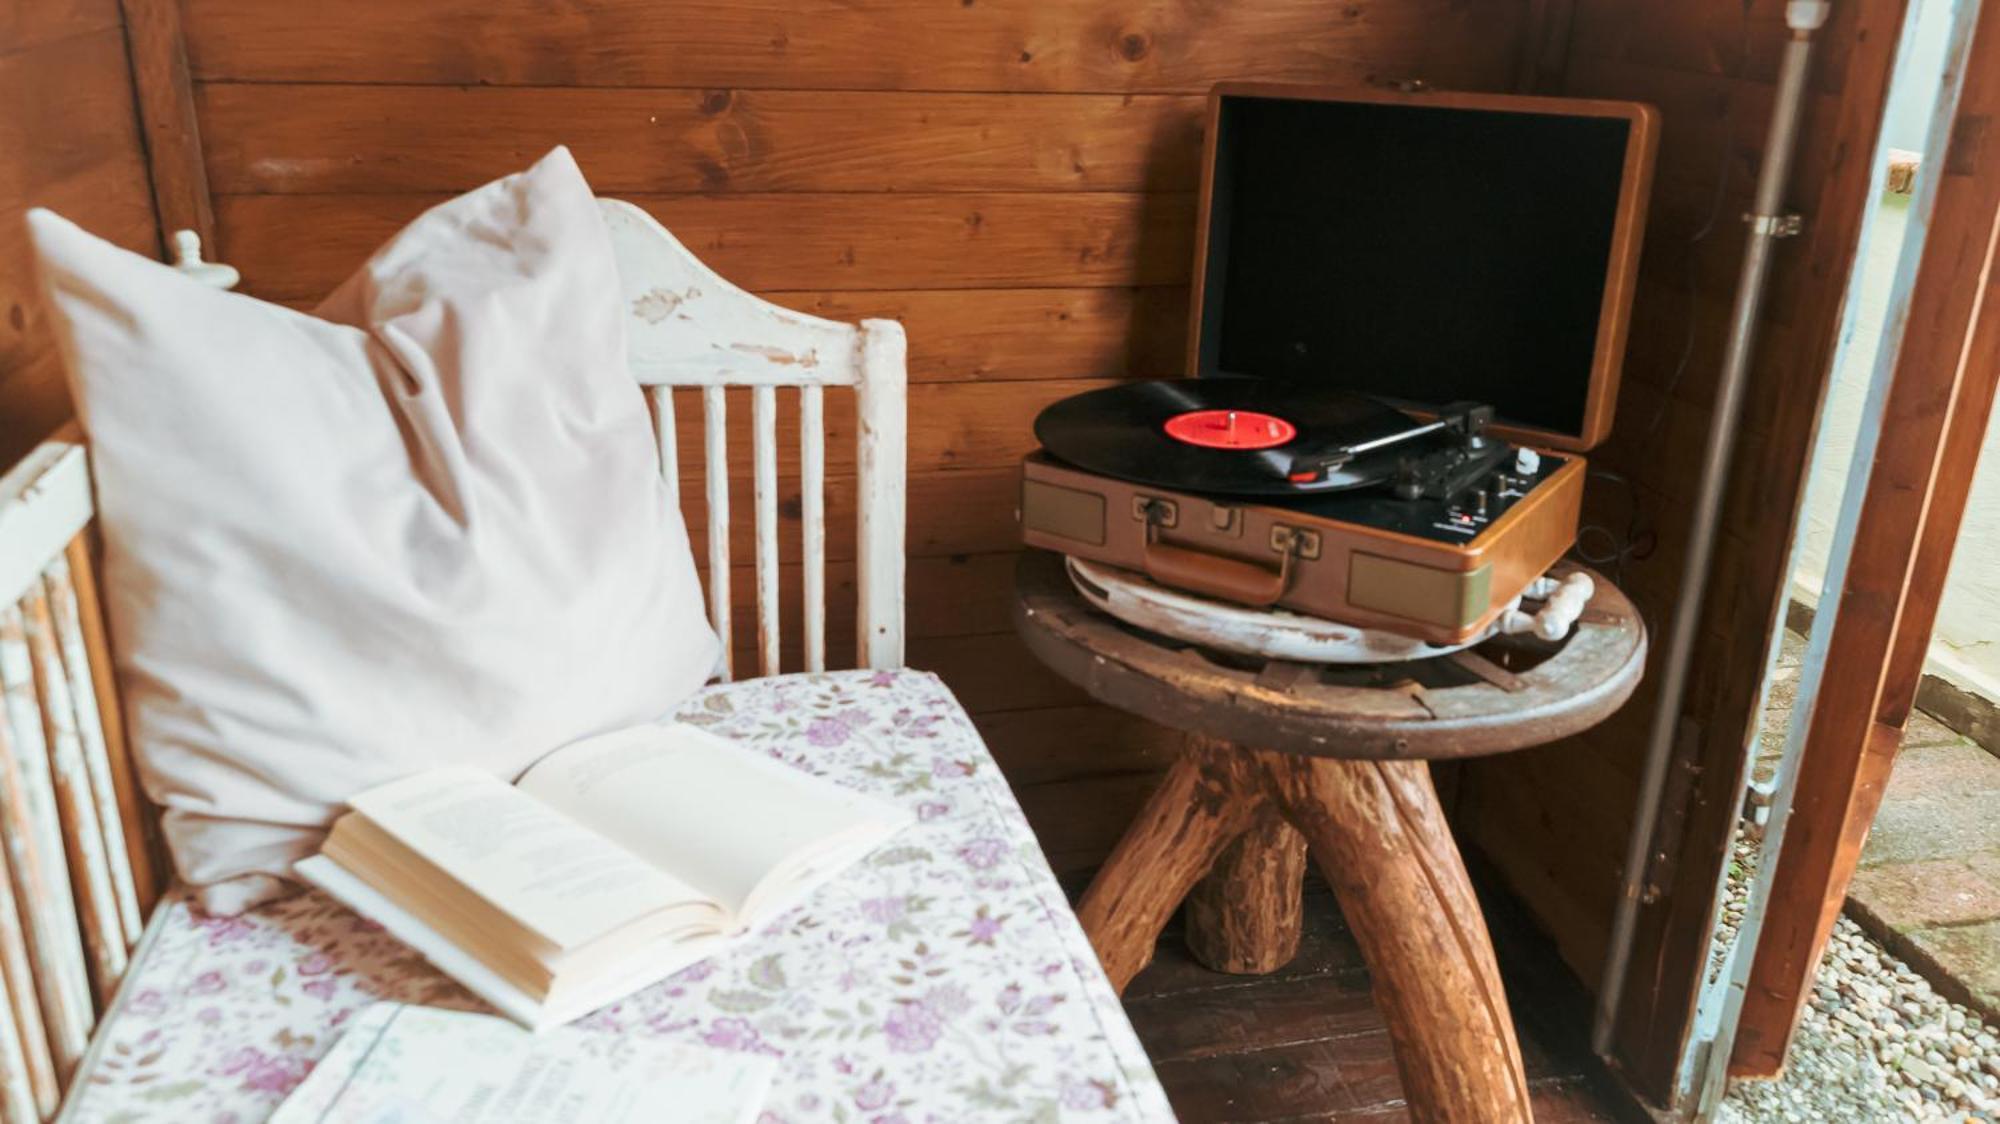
[1075,738,1265,993]
[1260,751,1532,1124]
[1184,803,1307,974]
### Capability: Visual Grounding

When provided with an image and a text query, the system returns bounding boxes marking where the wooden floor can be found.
[1112,876,1642,1122]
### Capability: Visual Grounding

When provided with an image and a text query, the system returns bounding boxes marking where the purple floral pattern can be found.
[63,670,1175,1122]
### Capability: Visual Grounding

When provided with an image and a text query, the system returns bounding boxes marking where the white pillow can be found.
[28,148,719,914]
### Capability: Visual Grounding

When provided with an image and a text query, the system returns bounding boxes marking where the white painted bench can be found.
[0,206,1172,1122]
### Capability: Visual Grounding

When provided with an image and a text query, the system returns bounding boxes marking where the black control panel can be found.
[1247,448,1566,545]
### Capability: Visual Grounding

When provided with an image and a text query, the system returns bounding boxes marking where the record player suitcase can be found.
[1017,82,1655,645]
[1021,450,1585,646]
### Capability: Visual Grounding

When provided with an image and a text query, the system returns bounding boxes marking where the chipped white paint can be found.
[41,559,141,950]
[601,198,906,673]
[0,867,49,1123]
[854,323,908,670]
[801,385,828,673]
[17,591,125,1000]
[0,444,91,612]
[0,607,92,1079]
[646,387,680,511]
[703,387,733,683]
[753,386,780,678]
[601,201,859,389]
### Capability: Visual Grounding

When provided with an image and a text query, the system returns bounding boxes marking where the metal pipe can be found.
[1591,0,1829,1060]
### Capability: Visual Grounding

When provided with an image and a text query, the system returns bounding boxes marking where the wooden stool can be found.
[1012,551,1646,1123]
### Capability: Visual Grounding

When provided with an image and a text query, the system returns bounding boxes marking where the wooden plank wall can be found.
[174,0,1538,872]
[0,0,161,464]
[1455,0,1911,1103]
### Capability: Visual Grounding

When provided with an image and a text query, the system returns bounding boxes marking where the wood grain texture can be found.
[0,26,158,465]
[771,286,1188,383]
[1262,751,1532,1123]
[214,192,1196,302]
[0,0,121,57]
[198,85,1206,195]
[1075,738,1267,990]
[1730,0,2000,1075]
[181,0,1530,92]
[118,0,212,243]
[1069,718,1537,1120]
[1183,802,1307,975]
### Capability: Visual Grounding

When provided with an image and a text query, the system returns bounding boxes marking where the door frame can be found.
[1719,0,1999,1082]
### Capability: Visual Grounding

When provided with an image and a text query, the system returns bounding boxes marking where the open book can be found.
[295,723,911,1030]
[270,1002,775,1124]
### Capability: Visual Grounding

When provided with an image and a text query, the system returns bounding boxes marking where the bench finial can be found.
[169,230,241,291]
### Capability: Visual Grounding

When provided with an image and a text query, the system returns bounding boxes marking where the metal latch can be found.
[1744,211,1805,238]
[1132,496,1178,529]
[1269,525,1322,560]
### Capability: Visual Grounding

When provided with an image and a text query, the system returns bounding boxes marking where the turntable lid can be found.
[1187,83,1658,454]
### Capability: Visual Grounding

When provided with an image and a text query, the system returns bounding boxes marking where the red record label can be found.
[1162,409,1297,450]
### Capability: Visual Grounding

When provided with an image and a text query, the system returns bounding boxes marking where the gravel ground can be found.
[1714,830,2000,1122]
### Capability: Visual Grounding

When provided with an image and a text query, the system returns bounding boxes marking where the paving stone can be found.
[1886,742,2000,800]
[1862,796,2000,869]
[1967,852,2000,887]
[1901,921,2000,1022]
[1903,710,1974,749]
[1849,859,2000,930]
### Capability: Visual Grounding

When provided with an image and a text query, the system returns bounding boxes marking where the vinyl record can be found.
[1033,379,1420,495]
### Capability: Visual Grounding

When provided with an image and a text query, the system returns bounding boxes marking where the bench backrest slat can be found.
[0,441,152,1116]
[600,199,907,677]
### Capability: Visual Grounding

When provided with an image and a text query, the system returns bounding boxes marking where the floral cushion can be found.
[62,670,1174,1123]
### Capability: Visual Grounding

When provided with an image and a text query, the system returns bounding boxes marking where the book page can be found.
[518,725,908,918]
[297,857,727,1031]
[270,1002,774,1124]
[346,767,704,953]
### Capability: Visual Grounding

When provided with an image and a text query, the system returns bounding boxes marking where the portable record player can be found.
[1019,82,1657,645]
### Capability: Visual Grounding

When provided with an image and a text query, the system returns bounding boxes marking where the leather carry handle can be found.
[1140,533,1297,607]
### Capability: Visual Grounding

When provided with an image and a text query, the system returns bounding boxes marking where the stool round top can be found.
[1012,551,1646,761]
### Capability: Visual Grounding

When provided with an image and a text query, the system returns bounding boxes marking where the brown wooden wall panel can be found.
[199,86,1207,195]
[1565,0,1857,93]
[215,192,1197,303]
[773,287,1189,382]
[0,0,121,53]
[0,19,160,464]
[181,0,1528,93]
[174,0,1539,882]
